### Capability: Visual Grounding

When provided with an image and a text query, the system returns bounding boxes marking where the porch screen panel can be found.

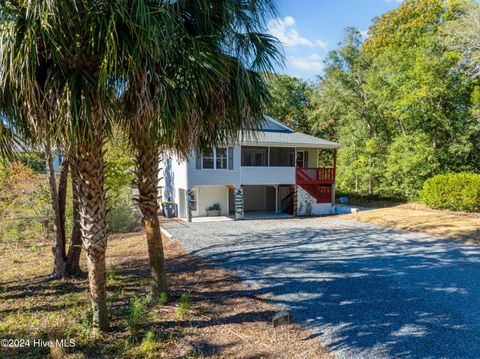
[241,146,268,166]
[269,147,295,167]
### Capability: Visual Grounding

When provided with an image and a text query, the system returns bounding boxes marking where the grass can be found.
[0,228,331,358]
[343,203,480,242]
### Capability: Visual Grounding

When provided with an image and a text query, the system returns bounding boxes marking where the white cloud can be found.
[288,53,324,71]
[268,16,327,49]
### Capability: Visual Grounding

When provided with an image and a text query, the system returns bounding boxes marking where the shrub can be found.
[176,293,191,318]
[126,296,149,335]
[107,187,139,233]
[420,173,480,212]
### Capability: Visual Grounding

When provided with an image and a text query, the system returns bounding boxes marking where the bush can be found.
[420,173,480,212]
[126,296,149,335]
[176,293,191,318]
[107,187,139,233]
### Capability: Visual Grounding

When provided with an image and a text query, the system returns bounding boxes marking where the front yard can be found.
[343,203,480,242]
[0,231,330,359]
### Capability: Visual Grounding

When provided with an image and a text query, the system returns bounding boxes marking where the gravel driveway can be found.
[162,217,480,359]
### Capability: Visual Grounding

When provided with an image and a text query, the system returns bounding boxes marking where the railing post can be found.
[333,149,337,182]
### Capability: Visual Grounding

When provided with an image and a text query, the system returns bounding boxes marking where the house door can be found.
[296,151,309,167]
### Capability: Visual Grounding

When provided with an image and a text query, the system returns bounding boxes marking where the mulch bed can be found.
[0,225,332,358]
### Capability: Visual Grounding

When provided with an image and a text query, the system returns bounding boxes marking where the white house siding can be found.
[192,185,229,217]
[161,154,188,204]
[296,186,333,216]
[241,166,295,185]
[188,146,241,187]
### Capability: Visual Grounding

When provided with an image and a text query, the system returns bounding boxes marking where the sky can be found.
[268,0,403,80]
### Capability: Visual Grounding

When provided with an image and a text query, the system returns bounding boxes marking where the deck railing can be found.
[296,167,335,185]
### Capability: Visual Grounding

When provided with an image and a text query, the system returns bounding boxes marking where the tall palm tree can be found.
[119,0,281,299]
[0,0,176,332]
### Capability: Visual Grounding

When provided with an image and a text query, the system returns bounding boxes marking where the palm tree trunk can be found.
[66,165,82,275]
[58,151,69,247]
[73,133,109,332]
[135,145,167,300]
[45,141,67,278]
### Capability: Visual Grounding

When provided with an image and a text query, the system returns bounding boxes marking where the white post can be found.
[275,185,279,213]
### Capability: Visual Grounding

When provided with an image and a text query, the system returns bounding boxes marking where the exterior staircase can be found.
[296,167,334,203]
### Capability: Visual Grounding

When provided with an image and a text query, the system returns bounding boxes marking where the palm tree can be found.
[119,0,281,299]
[0,0,176,332]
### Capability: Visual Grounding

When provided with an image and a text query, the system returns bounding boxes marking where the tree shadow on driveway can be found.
[165,218,480,359]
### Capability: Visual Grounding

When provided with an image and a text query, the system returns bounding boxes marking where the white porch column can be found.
[275,185,279,213]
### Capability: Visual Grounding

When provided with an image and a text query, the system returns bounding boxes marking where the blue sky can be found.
[268,0,402,80]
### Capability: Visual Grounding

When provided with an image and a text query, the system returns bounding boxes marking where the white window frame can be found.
[216,147,228,170]
[202,147,228,170]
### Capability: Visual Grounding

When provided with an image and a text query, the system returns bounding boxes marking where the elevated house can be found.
[159,116,342,220]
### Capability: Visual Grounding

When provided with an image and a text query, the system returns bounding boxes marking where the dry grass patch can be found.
[0,228,331,358]
[343,203,480,242]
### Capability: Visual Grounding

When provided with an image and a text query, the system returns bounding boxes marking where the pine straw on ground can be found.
[342,203,480,243]
[0,229,332,359]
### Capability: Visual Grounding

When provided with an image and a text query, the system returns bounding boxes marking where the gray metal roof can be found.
[241,130,343,149]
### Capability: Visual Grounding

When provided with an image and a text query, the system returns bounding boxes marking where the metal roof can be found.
[241,130,343,149]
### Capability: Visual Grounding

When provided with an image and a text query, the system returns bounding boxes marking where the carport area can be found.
[162,217,480,359]
[228,185,294,215]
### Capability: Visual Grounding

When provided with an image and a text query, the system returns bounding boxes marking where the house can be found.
[159,116,343,220]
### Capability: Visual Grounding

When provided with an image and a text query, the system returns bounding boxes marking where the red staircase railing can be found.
[296,167,335,185]
[296,167,335,204]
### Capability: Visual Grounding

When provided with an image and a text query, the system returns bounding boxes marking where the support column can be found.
[234,188,244,220]
[186,190,193,222]
[332,148,337,214]
[275,185,279,213]
[293,185,298,216]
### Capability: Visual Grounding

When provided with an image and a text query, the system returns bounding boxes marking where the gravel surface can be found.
[163,217,480,359]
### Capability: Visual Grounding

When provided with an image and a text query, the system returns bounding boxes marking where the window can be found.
[200,148,231,169]
[202,149,214,169]
[296,151,309,167]
[269,147,295,167]
[241,146,268,166]
[216,147,228,169]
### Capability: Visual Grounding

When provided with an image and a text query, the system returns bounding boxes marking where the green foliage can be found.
[158,292,169,305]
[107,266,118,282]
[421,173,480,212]
[385,134,439,199]
[104,131,138,233]
[176,293,191,318]
[126,296,149,336]
[0,162,52,244]
[107,187,138,233]
[16,151,46,173]
[136,331,163,357]
[310,1,480,199]
[105,131,134,199]
[264,74,315,132]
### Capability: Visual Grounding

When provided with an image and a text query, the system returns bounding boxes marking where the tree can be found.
[385,134,438,199]
[441,1,480,79]
[312,1,479,198]
[0,0,178,333]
[119,0,281,300]
[264,74,314,132]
